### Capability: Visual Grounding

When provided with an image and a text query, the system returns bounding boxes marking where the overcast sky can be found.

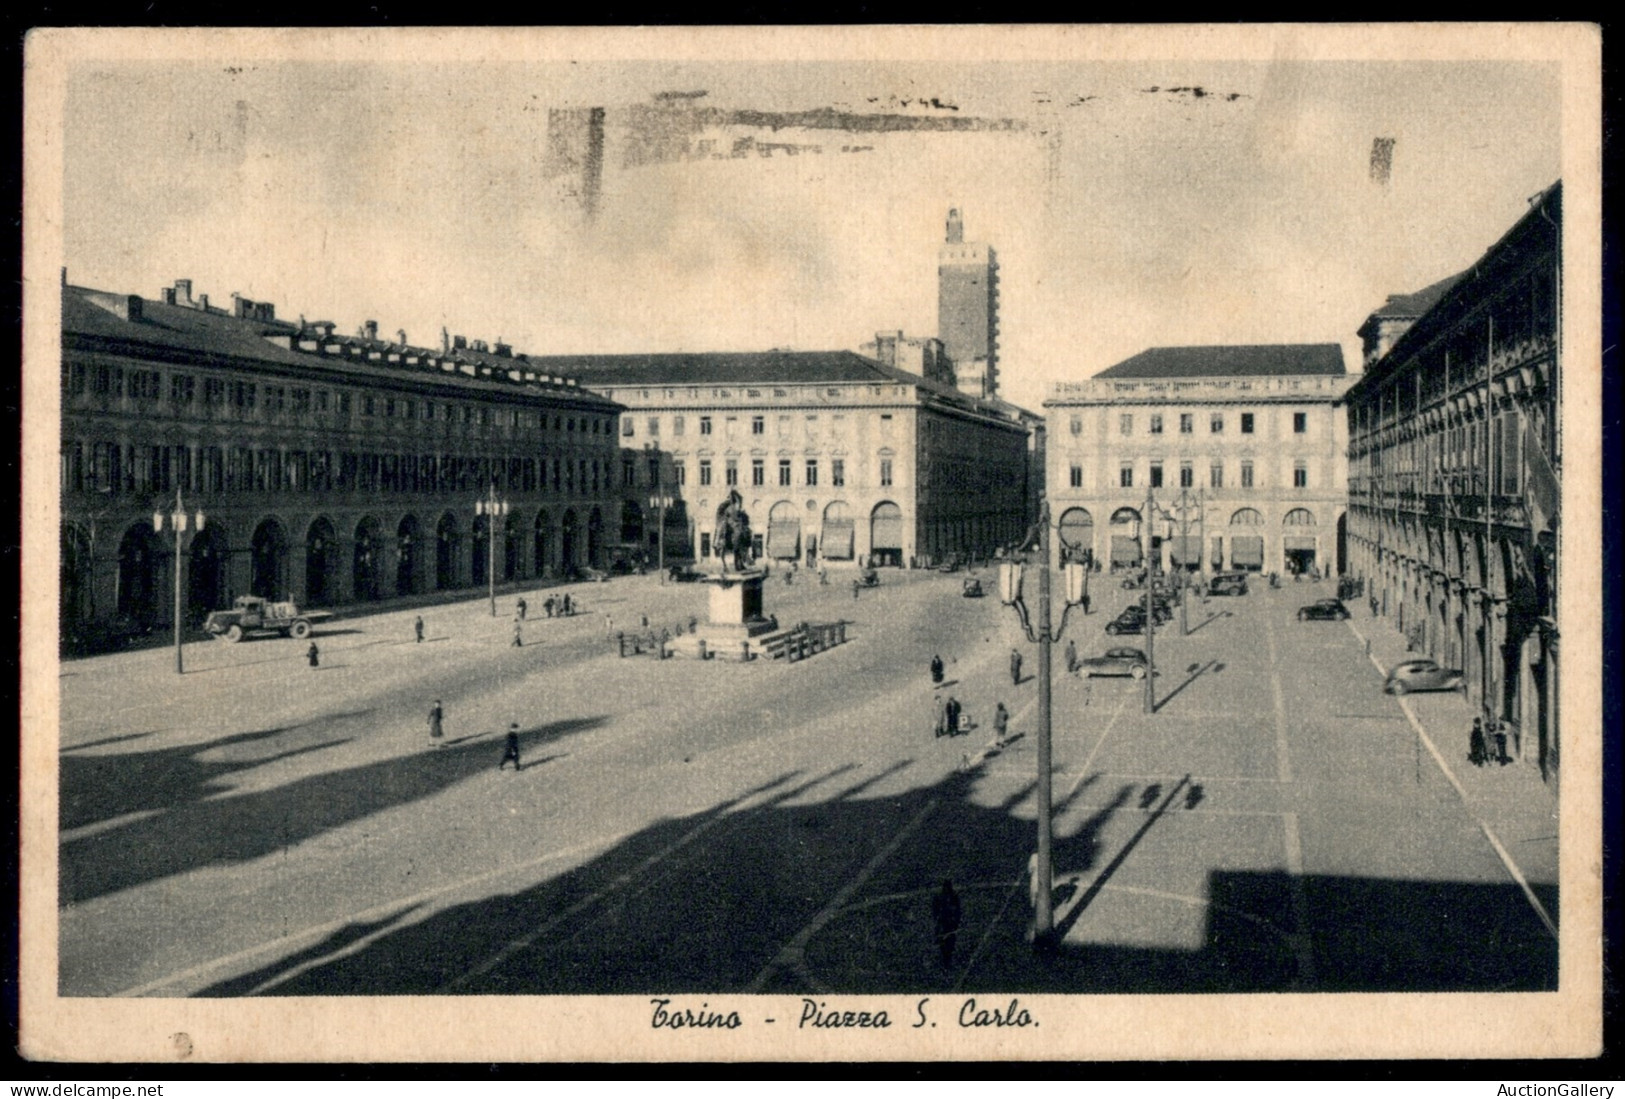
[61,49,1560,410]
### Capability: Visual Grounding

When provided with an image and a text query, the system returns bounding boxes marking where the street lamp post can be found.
[476,484,509,617]
[152,488,205,675]
[998,498,1089,948]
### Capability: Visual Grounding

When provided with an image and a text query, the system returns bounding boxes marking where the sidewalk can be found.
[1344,601,1560,927]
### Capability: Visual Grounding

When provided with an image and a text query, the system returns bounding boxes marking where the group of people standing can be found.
[928,651,1018,745]
[1468,716,1510,768]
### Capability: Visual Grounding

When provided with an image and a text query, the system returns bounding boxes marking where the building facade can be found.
[528,351,1031,570]
[1344,183,1562,780]
[1045,345,1353,576]
[60,279,623,647]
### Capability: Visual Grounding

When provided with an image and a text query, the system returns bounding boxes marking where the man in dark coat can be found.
[517,597,527,621]
[500,724,522,771]
[931,879,962,967]
[428,700,444,749]
[307,642,320,668]
[993,701,1009,746]
[414,615,425,643]
[1010,648,1023,686]
[1469,718,1488,767]
[1065,639,1078,674]
[945,696,962,736]
[930,654,945,685]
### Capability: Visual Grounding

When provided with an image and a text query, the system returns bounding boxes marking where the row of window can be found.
[1066,459,1312,490]
[619,455,897,490]
[66,363,615,436]
[63,442,613,498]
[1067,411,1311,437]
[624,412,893,440]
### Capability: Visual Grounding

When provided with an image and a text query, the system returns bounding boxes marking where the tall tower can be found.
[937,208,999,399]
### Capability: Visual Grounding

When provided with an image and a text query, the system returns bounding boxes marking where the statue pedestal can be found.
[696,569,776,644]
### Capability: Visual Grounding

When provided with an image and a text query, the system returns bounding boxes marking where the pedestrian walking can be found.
[993,701,1009,746]
[945,696,962,736]
[414,615,425,643]
[517,597,527,621]
[499,724,522,771]
[512,621,523,647]
[1492,719,1509,765]
[1469,717,1488,767]
[307,641,320,668]
[1082,591,1092,616]
[931,879,962,968]
[544,596,556,618]
[1370,594,1379,619]
[930,654,945,685]
[428,700,444,748]
[1065,639,1078,675]
[819,567,828,586]
[852,579,861,601]
[934,694,947,738]
[605,614,614,638]
[1010,647,1023,686]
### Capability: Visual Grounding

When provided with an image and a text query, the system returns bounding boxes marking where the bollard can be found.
[696,638,708,660]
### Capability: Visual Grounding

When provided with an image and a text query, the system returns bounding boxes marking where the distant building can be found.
[1344,182,1561,779]
[528,351,1030,569]
[938,208,999,399]
[59,278,623,648]
[1045,345,1353,575]
[859,330,954,388]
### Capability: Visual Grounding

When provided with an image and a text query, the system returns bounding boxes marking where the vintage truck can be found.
[203,596,333,642]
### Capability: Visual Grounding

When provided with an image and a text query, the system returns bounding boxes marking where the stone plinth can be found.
[696,569,776,644]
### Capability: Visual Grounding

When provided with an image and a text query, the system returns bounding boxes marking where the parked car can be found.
[667,564,705,583]
[856,567,880,588]
[1076,646,1149,678]
[937,554,963,573]
[1209,573,1249,596]
[576,566,610,583]
[1105,609,1151,635]
[1384,658,1466,695]
[961,578,984,598]
[1297,598,1351,621]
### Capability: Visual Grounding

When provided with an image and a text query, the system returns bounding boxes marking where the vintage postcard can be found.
[18,24,1603,1062]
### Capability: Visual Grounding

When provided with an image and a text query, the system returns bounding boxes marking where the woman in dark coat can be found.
[930,654,945,685]
[307,642,320,668]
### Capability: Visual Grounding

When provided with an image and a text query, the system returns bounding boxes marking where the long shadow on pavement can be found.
[175,758,1556,998]
[60,716,604,905]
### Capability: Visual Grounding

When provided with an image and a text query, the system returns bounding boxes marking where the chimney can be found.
[364,320,378,341]
[396,329,408,346]
[494,342,512,357]
[441,327,451,355]
[198,293,210,311]
[453,335,468,350]
[172,279,194,307]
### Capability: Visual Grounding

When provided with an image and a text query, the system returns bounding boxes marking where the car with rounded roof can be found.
[1297,598,1351,621]
[1384,658,1465,695]
[1076,646,1150,678]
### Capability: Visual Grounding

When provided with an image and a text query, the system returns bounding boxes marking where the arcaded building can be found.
[531,351,1031,570]
[59,278,623,646]
[1344,183,1562,779]
[1044,345,1354,575]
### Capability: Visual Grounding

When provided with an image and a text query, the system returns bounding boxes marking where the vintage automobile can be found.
[961,578,984,598]
[1297,598,1352,621]
[1384,658,1466,695]
[856,567,880,588]
[667,564,706,583]
[1076,646,1150,678]
[203,596,333,642]
[575,566,610,583]
[1208,573,1249,596]
[937,554,963,573]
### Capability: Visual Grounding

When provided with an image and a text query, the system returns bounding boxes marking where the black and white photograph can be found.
[18,24,1603,1062]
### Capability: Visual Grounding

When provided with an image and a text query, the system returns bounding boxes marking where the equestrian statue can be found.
[713,489,755,572]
